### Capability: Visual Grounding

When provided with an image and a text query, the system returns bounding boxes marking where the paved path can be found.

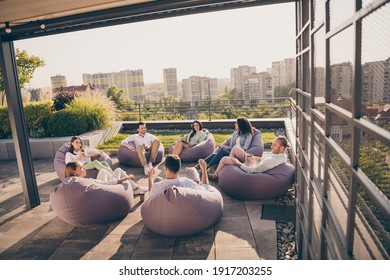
[0,155,278,260]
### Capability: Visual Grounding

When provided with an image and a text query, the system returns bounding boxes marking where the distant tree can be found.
[106,86,125,108]
[218,88,243,101]
[0,49,45,105]
[274,81,296,99]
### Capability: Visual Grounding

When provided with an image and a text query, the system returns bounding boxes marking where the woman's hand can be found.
[198,159,208,171]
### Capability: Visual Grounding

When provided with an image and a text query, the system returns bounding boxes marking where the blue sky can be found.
[15,3,296,88]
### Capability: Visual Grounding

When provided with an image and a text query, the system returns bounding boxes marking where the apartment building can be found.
[230,65,256,93]
[330,62,353,98]
[182,76,218,103]
[271,58,296,91]
[50,75,67,91]
[163,67,178,98]
[83,69,145,101]
[362,58,390,103]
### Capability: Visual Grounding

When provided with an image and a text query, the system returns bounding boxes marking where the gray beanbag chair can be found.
[218,163,295,200]
[54,143,113,181]
[141,186,223,237]
[117,142,164,166]
[168,129,215,162]
[221,128,264,157]
[50,176,134,226]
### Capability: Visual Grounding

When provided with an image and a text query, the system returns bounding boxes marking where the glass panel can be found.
[330,27,354,100]
[297,0,301,32]
[313,126,326,185]
[355,182,390,259]
[325,213,348,259]
[329,111,351,156]
[313,113,325,130]
[313,0,325,27]
[297,36,301,54]
[297,56,302,89]
[329,0,355,30]
[359,135,390,201]
[313,27,326,98]
[312,195,322,259]
[361,4,390,131]
[303,51,310,91]
[327,151,350,254]
[302,112,310,157]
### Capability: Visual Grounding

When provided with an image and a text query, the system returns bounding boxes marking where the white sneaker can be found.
[144,165,150,176]
[147,162,153,169]
[133,186,148,195]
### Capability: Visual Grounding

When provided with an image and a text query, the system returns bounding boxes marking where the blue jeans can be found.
[204,148,230,168]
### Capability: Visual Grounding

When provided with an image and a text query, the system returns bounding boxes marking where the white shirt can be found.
[149,177,209,199]
[65,146,94,164]
[240,153,287,173]
[121,133,157,147]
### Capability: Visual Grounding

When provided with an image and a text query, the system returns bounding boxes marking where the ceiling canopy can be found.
[0,0,294,40]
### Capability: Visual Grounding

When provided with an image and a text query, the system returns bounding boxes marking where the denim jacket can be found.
[229,131,253,151]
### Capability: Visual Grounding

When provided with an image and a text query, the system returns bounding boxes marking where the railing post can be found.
[138,102,141,121]
[208,100,211,121]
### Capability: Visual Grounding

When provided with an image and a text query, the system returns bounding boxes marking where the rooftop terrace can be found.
[0,151,295,260]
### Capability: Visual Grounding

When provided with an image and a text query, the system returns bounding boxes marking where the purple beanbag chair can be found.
[54,143,113,181]
[117,142,164,166]
[218,163,295,200]
[141,186,223,237]
[221,128,264,157]
[50,176,134,226]
[168,129,215,162]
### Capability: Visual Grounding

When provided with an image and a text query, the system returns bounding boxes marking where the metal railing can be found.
[120,97,294,121]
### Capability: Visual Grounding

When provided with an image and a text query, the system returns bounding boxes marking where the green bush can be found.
[0,106,11,138]
[0,102,54,139]
[52,91,78,111]
[48,109,89,137]
[67,95,116,130]
[24,101,53,137]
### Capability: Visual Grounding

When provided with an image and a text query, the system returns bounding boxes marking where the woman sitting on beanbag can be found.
[65,136,113,173]
[171,120,207,156]
[209,136,290,180]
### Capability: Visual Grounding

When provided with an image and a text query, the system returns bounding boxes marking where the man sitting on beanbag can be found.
[148,155,209,198]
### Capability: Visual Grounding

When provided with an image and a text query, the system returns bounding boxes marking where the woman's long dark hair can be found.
[69,136,84,154]
[189,120,203,140]
[236,117,253,135]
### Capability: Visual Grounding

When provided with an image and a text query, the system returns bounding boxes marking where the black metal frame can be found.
[0,0,294,41]
[0,39,40,209]
[295,0,390,259]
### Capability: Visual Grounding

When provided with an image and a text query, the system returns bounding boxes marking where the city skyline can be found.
[14,3,295,89]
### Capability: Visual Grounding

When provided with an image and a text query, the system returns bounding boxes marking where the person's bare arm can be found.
[198,159,209,185]
[122,142,135,150]
[116,175,135,184]
[147,168,155,191]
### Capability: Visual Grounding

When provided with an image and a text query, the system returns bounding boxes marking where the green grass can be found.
[96,130,276,153]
